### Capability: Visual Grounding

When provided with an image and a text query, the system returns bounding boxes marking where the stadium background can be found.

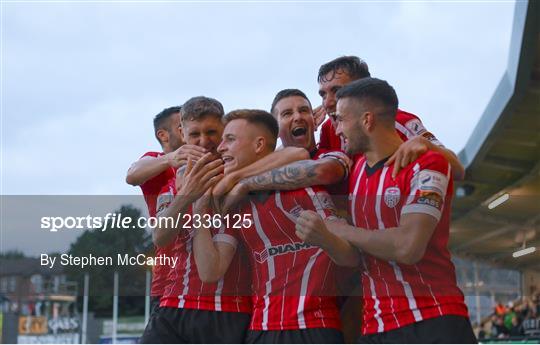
[1,0,539,343]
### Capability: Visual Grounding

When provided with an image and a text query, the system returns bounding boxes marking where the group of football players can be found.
[126,56,477,343]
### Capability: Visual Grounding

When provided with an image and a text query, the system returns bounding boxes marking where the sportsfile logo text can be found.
[40,212,252,232]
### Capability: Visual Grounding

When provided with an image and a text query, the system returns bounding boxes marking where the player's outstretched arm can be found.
[192,193,237,283]
[385,136,465,181]
[240,157,346,192]
[153,153,224,247]
[126,155,171,186]
[212,146,309,197]
[430,145,464,180]
[296,210,360,267]
[126,145,207,186]
[329,213,438,265]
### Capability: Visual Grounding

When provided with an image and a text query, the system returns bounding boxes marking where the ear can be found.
[254,136,266,154]
[178,126,185,145]
[157,128,168,145]
[363,112,375,132]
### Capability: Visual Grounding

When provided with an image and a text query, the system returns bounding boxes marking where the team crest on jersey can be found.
[383,187,401,208]
[253,242,313,263]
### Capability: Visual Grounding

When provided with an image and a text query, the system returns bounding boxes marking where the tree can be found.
[65,204,153,317]
[0,249,26,259]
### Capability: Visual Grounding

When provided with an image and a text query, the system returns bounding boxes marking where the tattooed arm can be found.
[240,157,346,191]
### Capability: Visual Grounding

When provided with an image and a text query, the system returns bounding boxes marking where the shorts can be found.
[356,315,477,344]
[245,328,344,344]
[139,306,251,343]
[150,296,161,315]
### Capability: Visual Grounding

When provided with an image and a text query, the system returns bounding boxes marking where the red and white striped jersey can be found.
[158,194,252,314]
[312,148,351,212]
[150,177,177,297]
[139,152,176,219]
[221,186,342,331]
[138,151,176,297]
[349,151,469,335]
[319,109,444,152]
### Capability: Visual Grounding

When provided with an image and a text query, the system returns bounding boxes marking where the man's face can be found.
[335,97,370,156]
[182,115,224,153]
[217,119,259,174]
[318,69,355,124]
[167,112,184,152]
[274,96,315,151]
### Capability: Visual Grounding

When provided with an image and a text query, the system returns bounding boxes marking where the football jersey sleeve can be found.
[211,208,249,249]
[139,152,171,196]
[316,149,352,180]
[155,185,175,216]
[212,225,239,250]
[395,110,444,147]
[401,152,451,221]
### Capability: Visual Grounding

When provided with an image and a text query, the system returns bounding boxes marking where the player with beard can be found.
[126,106,207,310]
[190,109,360,343]
[141,97,313,343]
[215,89,351,215]
[315,55,465,180]
[302,77,475,343]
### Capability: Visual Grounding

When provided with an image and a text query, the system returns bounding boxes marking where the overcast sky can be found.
[2,1,516,197]
[1,1,520,255]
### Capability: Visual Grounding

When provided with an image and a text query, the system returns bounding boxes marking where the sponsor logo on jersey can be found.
[405,119,427,136]
[253,242,313,263]
[418,169,448,196]
[156,190,173,215]
[384,186,401,208]
[289,204,304,218]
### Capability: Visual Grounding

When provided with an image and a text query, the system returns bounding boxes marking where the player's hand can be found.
[167,145,207,168]
[219,181,249,216]
[313,105,326,128]
[193,188,213,218]
[178,153,224,204]
[386,136,432,179]
[212,172,240,199]
[295,210,334,247]
[324,218,350,238]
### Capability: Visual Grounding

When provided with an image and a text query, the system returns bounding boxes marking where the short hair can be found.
[181,96,224,123]
[153,106,181,144]
[270,89,312,115]
[318,56,371,83]
[336,77,398,122]
[223,109,279,150]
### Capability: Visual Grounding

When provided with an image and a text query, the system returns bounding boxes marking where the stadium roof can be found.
[450,0,540,272]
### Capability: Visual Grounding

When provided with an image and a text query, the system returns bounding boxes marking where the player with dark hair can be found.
[127,106,208,188]
[190,109,360,343]
[300,77,476,343]
[315,55,465,180]
[317,56,371,84]
[126,106,208,311]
